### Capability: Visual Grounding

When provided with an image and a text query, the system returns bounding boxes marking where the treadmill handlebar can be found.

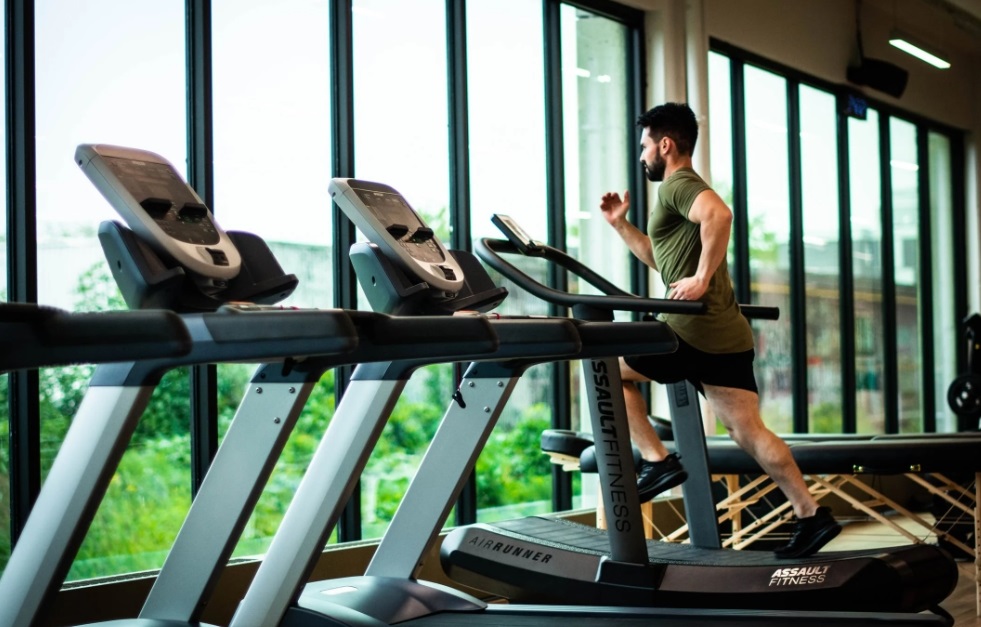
[477,238,703,316]
[0,303,191,372]
[476,238,779,322]
[739,305,780,321]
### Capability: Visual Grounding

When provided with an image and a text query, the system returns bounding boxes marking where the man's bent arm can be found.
[613,219,658,271]
[600,190,658,271]
[670,189,732,299]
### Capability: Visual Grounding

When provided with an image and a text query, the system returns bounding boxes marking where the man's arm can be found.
[668,188,732,300]
[599,190,658,271]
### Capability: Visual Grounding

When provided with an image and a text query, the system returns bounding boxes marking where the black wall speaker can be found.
[847,57,909,98]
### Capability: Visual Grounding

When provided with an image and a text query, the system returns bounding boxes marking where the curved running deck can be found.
[441,516,957,613]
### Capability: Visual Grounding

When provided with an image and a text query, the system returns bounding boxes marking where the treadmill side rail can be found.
[0,385,154,627]
[140,377,323,621]
[365,367,521,579]
[229,377,409,627]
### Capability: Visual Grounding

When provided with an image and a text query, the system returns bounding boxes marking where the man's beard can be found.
[644,157,666,182]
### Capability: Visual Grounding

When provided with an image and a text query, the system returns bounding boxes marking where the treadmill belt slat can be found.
[495,517,862,566]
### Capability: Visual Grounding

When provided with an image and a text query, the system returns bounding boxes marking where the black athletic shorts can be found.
[623,335,759,396]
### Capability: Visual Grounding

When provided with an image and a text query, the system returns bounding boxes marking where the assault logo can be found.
[768,565,830,586]
[467,535,553,563]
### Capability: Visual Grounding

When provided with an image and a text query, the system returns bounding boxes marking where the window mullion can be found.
[186,0,219,496]
[836,99,857,433]
[917,128,935,432]
[787,81,808,433]
[879,114,899,434]
[6,0,40,544]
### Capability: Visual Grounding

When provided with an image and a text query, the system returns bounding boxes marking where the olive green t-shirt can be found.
[648,168,753,353]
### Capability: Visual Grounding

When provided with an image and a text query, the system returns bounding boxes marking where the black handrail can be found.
[476,237,780,321]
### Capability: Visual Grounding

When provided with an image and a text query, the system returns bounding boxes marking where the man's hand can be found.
[600,190,630,227]
[669,275,709,301]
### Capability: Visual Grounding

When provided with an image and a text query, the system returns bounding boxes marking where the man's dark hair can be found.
[636,103,698,156]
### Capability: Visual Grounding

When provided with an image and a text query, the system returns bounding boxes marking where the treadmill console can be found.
[491,214,545,255]
[329,178,464,295]
[76,144,242,282]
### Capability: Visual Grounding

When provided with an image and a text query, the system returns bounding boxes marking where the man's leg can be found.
[620,357,669,461]
[702,383,816,517]
[620,358,687,501]
[703,383,840,557]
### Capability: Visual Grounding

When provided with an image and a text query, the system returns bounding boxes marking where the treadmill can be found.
[433,215,958,616]
[225,179,950,627]
[0,145,504,627]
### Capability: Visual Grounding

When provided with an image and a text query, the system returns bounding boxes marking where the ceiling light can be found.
[888,30,951,69]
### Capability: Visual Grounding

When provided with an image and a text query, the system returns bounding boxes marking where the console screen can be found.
[353,188,422,230]
[104,156,200,210]
[104,156,219,245]
[353,188,443,263]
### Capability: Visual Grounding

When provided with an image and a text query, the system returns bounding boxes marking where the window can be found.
[848,109,885,433]
[799,85,842,432]
[928,132,957,432]
[559,3,638,508]
[34,0,188,580]
[743,65,792,433]
[710,42,962,435]
[889,117,921,433]
[468,0,556,520]
[212,0,334,558]
[352,0,451,540]
[708,52,734,263]
[560,4,633,295]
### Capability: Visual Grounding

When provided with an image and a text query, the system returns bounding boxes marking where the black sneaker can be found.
[774,506,842,559]
[636,454,687,503]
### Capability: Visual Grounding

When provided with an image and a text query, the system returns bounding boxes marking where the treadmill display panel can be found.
[353,188,444,264]
[103,156,220,246]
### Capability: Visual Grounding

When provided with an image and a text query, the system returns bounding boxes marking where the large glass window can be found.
[928,132,957,433]
[707,52,734,249]
[34,0,188,580]
[849,109,885,433]
[212,0,333,558]
[467,0,556,520]
[889,117,922,433]
[353,0,449,226]
[799,85,842,432]
[352,0,451,540]
[743,65,792,433]
[711,44,961,436]
[559,4,635,508]
[560,4,632,295]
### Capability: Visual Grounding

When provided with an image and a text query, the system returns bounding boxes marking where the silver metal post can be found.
[0,384,153,627]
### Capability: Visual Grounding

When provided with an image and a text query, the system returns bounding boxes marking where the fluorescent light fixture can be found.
[890,159,920,172]
[888,30,951,69]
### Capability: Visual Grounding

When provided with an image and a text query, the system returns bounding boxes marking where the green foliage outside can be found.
[475,404,552,510]
[810,402,845,434]
[1,263,556,579]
